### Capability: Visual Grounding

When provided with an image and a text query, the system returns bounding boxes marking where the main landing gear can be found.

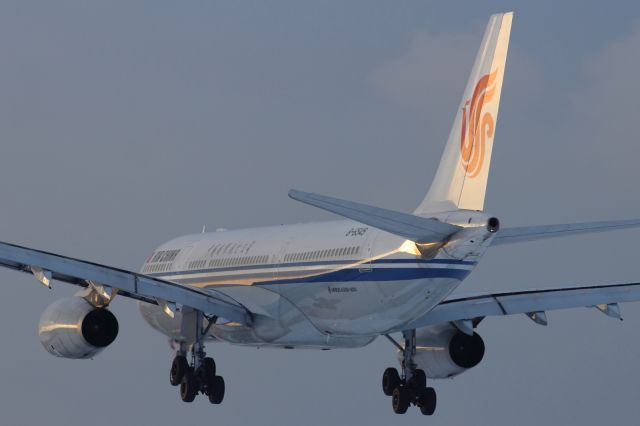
[169,311,225,404]
[382,330,436,415]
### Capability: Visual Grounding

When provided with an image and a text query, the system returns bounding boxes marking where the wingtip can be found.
[288,189,301,199]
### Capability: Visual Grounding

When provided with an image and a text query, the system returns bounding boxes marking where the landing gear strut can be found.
[382,330,437,415]
[170,311,225,404]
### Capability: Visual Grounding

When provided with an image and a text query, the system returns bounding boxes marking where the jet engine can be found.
[38,297,119,359]
[403,324,485,378]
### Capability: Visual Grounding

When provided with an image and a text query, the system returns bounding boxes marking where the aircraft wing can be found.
[492,219,640,246]
[405,282,640,330]
[0,240,250,324]
[288,189,461,243]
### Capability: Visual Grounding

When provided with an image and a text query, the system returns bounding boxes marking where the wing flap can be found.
[404,282,640,329]
[492,219,640,246]
[0,241,249,324]
[288,189,461,243]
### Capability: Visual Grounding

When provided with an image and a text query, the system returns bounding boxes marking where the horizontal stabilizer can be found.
[288,190,461,243]
[492,219,640,246]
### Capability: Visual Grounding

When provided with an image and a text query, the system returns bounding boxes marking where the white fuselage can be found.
[138,212,495,349]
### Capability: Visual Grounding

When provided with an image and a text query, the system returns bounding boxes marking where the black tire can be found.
[180,371,198,403]
[170,355,189,386]
[391,386,410,414]
[418,387,437,416]
[382,368,401,396]
[195,358,217,388]
[202,357,216,378]
[207,376,225,404]
[411,369,426,389]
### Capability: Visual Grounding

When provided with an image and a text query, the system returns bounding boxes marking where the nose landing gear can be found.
[383,330,437,415]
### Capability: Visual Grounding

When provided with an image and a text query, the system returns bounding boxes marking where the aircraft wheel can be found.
[382,367,401,396]
[418,387,437,416]
[411,369,426,389]
[180,371,198,403]
[170,355,189,386]
[196,357,217,388]
[207,376,225,404]
[202,357,216,378]
[391,386,410,414]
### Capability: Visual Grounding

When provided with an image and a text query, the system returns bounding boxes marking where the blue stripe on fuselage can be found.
[150,266,471,287]
[255,266,471,286]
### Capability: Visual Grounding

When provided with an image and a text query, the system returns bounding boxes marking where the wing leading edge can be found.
[405,282,640,330]
[0,240,249,324]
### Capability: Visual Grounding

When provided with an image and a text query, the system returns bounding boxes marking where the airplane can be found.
[5,10,640,416]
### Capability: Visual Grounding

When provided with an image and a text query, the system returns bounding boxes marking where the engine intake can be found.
[407,325,485,378]
[449,331,485,369]
[39,297,119,359]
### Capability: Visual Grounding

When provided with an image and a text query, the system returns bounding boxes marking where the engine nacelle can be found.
[39,297,119,359]
[403,325,485,379]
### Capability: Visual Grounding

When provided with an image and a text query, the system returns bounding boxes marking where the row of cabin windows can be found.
[187,254,271,270]
[149,249,180,263]
[283,246,360,263]
[188,259,208,270]
[145,263,171,273]
[145,246,361,273]
[145,253,271,273]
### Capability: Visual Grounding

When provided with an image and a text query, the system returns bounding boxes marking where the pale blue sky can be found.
[0,1,639,425]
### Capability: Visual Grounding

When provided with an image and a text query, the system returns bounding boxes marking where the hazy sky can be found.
[1,1,640,425]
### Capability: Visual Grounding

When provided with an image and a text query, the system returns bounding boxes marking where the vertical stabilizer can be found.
[415,12,512,214]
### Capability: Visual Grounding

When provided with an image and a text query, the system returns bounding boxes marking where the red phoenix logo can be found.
[460,69,498,178]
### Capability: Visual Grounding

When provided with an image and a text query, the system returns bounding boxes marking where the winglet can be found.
[289,189,461,243]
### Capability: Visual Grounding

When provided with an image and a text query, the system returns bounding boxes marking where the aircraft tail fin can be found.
[415,12,513,214]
